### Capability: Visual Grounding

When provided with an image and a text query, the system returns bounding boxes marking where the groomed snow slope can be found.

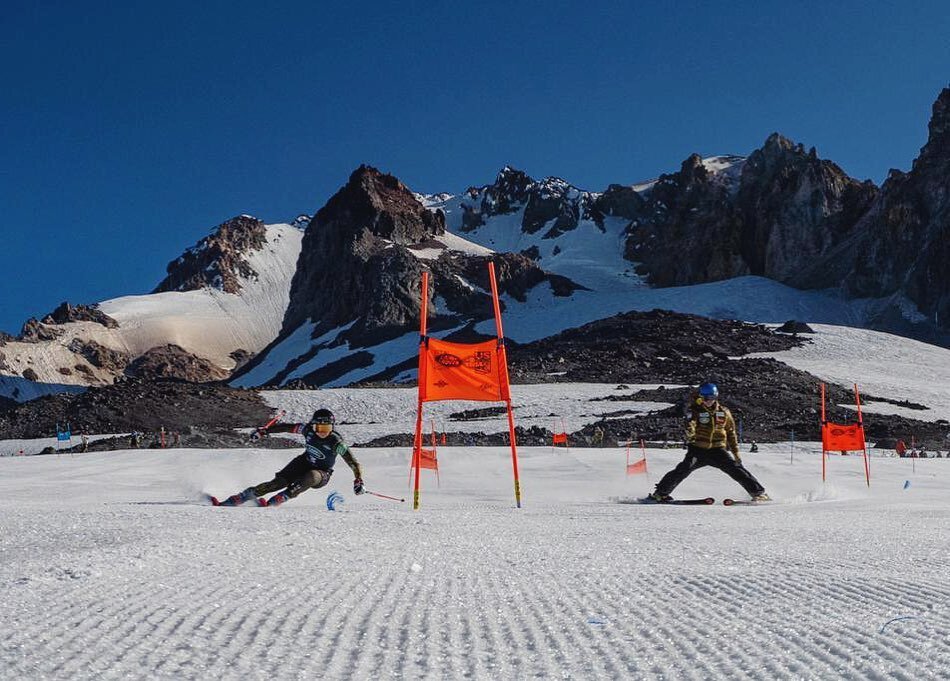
[1,443,947,679]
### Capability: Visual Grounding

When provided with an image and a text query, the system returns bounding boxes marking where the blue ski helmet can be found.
[698,382,719,399]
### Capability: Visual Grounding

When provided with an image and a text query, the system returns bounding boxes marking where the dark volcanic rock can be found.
[506,309,804,384]
[18,318,64,343]
[625,141,877,288]
[67,338,130,372]
[0,379,273,439]
[42,302,119,329]
[459,166,533,231]
[125,345,230,382]
[499,309,949,447]
[738,135,878,285]
[459,166,599,238]
[153,215,268,294]
[282,165,446,338]
[839,88,950,333]
[775,320,815,334]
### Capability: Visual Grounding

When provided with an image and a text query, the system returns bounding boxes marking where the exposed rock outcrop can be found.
[18,318,64,343]
[282,165,446,339]
[625,143,877,287]
[67,338,130,373]
[840,88,950,329]
[153,215,268,294]
[0,378,272,439]
[41,302,119,328]
[124,345,231,382]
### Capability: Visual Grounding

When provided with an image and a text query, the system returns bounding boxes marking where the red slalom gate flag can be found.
[418,448,438,470]
[626,457,648,476]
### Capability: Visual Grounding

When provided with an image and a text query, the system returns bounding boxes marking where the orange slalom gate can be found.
[820,382,871,487]
[411,263,521,509]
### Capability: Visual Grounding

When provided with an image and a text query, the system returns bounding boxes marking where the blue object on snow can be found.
[880,615,918,633]
[903,480,911,489]
[587,617,606,626]
[326,491,345,511]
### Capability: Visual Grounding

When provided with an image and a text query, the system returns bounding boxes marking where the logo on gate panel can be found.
[435,353,462,367]
[471,351,492,375]
[435,351,492,375]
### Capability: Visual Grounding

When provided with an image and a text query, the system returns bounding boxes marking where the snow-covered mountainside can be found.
[4,88,950,401]
[0,221,302,401]
[234,163,882,390]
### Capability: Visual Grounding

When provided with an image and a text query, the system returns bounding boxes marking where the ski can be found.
[205,491,266,507]
[639,496,715,505]
[722,498,771,506]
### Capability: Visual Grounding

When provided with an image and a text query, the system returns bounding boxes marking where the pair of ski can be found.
[640,497,767,506]
[206,493,275,507]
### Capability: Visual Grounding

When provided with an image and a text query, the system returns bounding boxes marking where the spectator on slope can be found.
[896,439,907,457]
[592,425,605,446]
[211,408,364,507]
[648,383,769,503]
[749,440,759,453]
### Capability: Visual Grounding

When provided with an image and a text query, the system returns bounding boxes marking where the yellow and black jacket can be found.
[685,400,740,459]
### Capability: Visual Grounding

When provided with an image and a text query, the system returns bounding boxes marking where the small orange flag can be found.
[626,458,648,476]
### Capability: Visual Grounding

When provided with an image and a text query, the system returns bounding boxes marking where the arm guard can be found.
[341,446,363,479]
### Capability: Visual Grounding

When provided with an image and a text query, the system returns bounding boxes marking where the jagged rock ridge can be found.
[153,215,268,294]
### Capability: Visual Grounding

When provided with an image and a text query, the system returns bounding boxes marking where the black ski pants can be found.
[655,445,765,496]
[252,455,333,499]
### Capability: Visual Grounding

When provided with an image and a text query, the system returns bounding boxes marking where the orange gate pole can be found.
[489,261,522,508]
[412,271,429,510]
[855,384,870,487]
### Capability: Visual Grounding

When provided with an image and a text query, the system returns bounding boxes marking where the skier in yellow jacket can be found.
[649,383,769,502]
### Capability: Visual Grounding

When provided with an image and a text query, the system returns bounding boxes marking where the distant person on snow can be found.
[648,383,769,502]
[749,440,759,453]
[212,408,364,507]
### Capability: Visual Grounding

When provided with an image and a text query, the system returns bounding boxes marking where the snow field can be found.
[1,443,948,680]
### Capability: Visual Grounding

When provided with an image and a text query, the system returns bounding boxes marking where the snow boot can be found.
[220,487,257,507]
[265,491,290,507]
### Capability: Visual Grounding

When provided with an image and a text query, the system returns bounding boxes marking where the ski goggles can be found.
[314,423,333,435]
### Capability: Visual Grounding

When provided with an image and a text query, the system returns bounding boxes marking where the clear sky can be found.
[2,1,949,333]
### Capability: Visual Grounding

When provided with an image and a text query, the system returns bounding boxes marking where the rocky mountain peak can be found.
[316,165,444,243]
[913,87,950,171]
[280,166,447,337]
[153,215,268,294]
[678,153,710,185]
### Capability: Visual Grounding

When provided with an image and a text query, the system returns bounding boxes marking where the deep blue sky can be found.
[2,1,949,333]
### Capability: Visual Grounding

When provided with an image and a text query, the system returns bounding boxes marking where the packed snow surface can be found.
[2,430,948,678]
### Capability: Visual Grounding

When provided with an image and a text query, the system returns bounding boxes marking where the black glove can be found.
[353,478,365,495]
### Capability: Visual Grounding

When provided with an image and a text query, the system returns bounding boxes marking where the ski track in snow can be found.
[1,443,948,680]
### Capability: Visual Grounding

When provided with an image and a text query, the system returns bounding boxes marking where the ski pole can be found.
[366,490,405,503]
[249,410,286,441]
[261,409,286,432]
